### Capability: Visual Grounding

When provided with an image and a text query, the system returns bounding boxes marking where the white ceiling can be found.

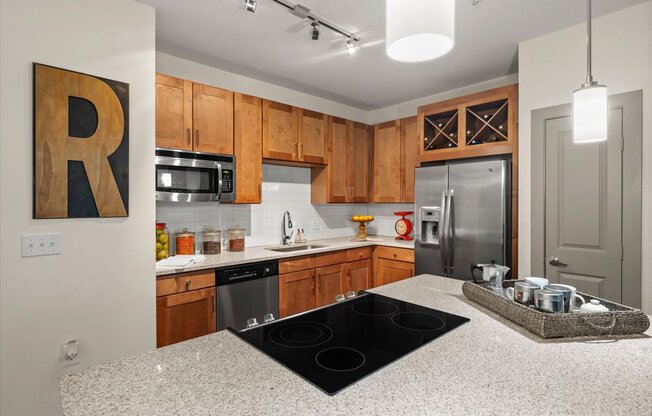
[139,0,645,110]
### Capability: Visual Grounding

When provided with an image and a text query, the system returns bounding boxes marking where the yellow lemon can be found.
[158,234,168,244]
[157,250,168,260]
[156,242,163,252]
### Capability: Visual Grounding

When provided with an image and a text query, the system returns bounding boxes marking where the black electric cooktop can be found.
[231,292,469,395]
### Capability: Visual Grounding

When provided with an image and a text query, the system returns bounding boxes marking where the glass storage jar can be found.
[202,228,222,255]
[155,223,170,261]
[227,226,245,252]
[175,228,195,255]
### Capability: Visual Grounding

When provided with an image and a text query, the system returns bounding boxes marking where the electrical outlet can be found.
[311,220,321,231]
[60,340,80,367]
[22,233,62,257]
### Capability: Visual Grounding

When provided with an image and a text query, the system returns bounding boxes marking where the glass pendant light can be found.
[573,0,607,143]
[385,0,455,62]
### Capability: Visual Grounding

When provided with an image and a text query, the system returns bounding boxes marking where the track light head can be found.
[244,0,257,13]
[345,38,359,55]
[311,21,320,41]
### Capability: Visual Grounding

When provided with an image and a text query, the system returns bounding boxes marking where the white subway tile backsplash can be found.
[156,165,414,251]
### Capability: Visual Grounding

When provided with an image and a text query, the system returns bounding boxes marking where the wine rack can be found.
[423,109,458,151]
[465,99,508,146]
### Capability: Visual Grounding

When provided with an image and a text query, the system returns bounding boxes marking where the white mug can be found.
[525,277,549,289]
[548,283,585,311]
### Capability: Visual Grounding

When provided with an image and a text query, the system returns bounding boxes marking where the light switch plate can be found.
[22,233,62,257]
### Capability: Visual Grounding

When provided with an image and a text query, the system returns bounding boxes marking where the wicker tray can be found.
[462,281,650,339]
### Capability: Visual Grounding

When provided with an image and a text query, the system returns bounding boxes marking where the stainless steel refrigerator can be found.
[414,157,511,280]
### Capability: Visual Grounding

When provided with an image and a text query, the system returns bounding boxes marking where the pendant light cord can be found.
[586,0,592,83]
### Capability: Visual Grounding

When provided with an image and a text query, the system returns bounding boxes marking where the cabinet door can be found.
[193,83,234,154]
[299,109,327,164]
[263,100,299,161]
[156,287,216,348]
[348,121,370,202]
[315,264,345,307]
[400,116,419,203]
[373,258,414,287]
[279,269,315,318]
[328,117,348,202]
[234,93,262,204]
[344,259,372,293]
[155,73,192,150]
[372,121,401,202]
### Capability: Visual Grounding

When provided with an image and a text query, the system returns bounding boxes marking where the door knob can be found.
[548,257,568,267]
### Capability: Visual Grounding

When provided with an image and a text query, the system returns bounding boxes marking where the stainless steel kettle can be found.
[470,260,510,293]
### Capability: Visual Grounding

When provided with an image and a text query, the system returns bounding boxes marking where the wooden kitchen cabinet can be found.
[372,247,415,287]
[315,264,345,307]
[262,100,299,162]
[371,118,417,203]
[400,116,419,203]
[279,269,316,318]
[311,118,370,204]
[155,73,193,150]
[344,259,372,293]
[155,74,234,155]
[234,93,262,204]
[193,83,234,155]
[298,109,327,164]
[156,287,216,348]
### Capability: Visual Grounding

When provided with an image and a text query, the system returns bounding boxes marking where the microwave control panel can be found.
[222,169,233,193]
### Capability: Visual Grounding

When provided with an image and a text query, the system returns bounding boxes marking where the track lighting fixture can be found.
[310,21,320,41]
[244,0,257,13]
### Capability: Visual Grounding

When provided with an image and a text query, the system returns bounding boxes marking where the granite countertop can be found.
[156,235,415,277]
[60,275,652,416]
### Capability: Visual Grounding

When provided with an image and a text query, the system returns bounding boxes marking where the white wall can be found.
[518,1,652,312]
[0,0,156,415]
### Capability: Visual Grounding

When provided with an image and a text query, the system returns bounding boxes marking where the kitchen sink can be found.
[265,244,328,253]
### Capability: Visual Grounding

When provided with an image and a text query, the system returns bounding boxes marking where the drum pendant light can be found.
[386,0,455,62]
[573,0,607,143]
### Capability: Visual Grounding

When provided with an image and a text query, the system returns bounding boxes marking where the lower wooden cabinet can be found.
[344,259,372,293]
[373,247,415,287]
[315,264,345,307]
[279,269,316,318]
[156,287,216,348]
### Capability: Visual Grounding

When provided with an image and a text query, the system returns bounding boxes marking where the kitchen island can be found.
[59,275,652,416]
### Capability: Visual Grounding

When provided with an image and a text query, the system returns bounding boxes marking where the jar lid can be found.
[203,228,221,235]
[228,226,245,232]
[176,228,195,237]
[156,223,166,229]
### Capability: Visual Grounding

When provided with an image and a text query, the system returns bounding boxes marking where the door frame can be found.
[531,90,642,307]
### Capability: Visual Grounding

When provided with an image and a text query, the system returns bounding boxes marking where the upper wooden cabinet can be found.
[193,83,234,155]
[263,100,299,161]
[311,118,370,204]
[299,109,327,164]
[400,116,419,203]
[371,118,418,203]
[418,84,518,162]
[234,93,262,204]
[155,73,193,150]
[262,100,328,165]
[155,74,234,155]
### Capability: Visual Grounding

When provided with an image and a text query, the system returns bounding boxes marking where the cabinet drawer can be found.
[156,270,215,297]
[314,250,346,267]
[346,247,372,262]
[373,246,414,263]
[279,255,315,274]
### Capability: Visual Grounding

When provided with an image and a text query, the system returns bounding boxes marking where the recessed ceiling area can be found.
[139,0,645,109]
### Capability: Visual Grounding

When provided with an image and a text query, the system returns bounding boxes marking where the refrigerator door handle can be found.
[440,189,448,273]
[447,189,455,275]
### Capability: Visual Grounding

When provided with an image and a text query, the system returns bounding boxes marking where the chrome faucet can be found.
[282,211,293,245]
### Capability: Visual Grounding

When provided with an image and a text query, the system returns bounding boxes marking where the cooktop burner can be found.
[391,312,446,332]
[232,292,469,395]
[351,299,399,316]
[269,322,333,348]
[316,347,366,372]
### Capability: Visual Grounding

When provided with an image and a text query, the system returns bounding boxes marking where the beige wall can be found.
[518,1,652,312]
[0,0,156,415]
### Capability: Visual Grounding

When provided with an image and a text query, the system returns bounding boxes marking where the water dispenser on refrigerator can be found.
[419,207,441,245]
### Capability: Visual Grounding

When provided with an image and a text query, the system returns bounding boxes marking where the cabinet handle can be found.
[187,128,191,146]
[186,280,192,287]
[211,294,215,314]
[258,183,262,199]
[299,143,304,159]
[195,129,200,146]
[293,143,298,160]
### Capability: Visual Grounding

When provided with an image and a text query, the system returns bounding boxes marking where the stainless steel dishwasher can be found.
[216,260,279,331]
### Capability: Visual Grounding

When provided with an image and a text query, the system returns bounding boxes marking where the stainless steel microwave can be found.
[155,148,235,203]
